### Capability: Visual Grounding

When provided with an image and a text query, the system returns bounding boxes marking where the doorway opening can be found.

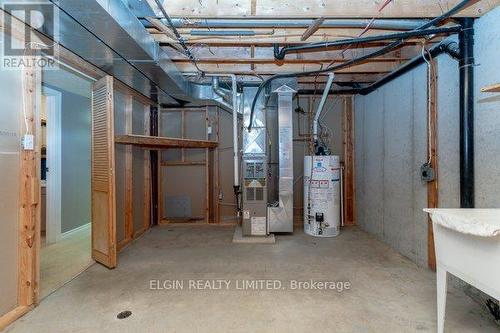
[40,64,95,298]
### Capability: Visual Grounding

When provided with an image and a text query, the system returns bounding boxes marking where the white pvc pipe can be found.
[313,73,335,139]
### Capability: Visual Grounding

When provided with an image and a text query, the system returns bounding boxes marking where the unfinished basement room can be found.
[1,0,500,332]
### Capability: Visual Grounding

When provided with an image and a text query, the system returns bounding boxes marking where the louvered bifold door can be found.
[91,76,117,268]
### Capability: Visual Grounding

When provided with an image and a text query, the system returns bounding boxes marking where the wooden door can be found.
[91,76,117,268]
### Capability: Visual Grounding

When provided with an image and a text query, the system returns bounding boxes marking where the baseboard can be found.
[0,305,31,331]
[61,222,91,239]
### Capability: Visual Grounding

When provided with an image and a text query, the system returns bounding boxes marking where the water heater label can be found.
[251,217,266,236]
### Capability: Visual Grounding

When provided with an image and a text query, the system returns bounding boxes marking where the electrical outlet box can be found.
[22,134,34,150]
[421,163,435,182]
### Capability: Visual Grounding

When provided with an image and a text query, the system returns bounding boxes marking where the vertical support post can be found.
[427,59,439,271]
[124,95,133,242]
[19,63,40,306]
[459,18,474,208]
[342,96,356,226]
[150,91,159,225]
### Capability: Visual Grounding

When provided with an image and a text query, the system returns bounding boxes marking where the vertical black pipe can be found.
[459,18,475,208]
[150,88,159,225]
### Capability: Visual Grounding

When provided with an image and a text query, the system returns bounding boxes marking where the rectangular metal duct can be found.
[0,0,228,107]
[267,84,296,233]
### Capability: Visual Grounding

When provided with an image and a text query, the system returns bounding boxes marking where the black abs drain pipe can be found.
[459,18,475,208]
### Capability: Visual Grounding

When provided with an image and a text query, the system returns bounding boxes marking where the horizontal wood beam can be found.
[115,134,218,149]
[159,0,499,18]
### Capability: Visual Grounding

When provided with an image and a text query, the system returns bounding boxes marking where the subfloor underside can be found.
[7,225,498,332]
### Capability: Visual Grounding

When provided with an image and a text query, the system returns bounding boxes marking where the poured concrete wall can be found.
[355,56,460,266]
[355,7,500,268]
[474,6,500,207]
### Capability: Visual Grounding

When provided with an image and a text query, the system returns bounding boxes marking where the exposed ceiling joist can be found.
[155,0,499,18]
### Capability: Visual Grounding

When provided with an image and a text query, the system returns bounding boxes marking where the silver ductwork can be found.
[0,0,229,107]
[267,84,296,233]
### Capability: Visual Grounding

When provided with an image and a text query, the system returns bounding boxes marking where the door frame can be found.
[42,86,62,244]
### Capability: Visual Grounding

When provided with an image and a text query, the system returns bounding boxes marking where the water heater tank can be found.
[303,155,341,237]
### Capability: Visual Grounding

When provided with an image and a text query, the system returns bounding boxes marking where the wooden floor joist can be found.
[115,134,218,149]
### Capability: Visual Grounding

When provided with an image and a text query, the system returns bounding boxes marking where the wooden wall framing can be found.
[427,60,439,271]
[342,96,356,226]
[115,85,153,252]
[158,106,220,224]
[0,9,157,329]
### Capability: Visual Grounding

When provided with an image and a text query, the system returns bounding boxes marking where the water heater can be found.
[303,155,341,237]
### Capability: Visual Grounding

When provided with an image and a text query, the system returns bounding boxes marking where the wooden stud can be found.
[181,109,186,162]
[18,62,41,307]
[205,106,210,223]
[342,96,356,225]
[124,95,133,243]
[215,107,221,224]
[157,108,164,224]
[427,59,438,271]
[143,105,151,232]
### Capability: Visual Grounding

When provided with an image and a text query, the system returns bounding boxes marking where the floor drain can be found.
[117,311,132,319]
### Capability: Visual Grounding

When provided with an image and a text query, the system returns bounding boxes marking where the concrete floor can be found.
[40,225,93,299]
[7,225,498,332]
